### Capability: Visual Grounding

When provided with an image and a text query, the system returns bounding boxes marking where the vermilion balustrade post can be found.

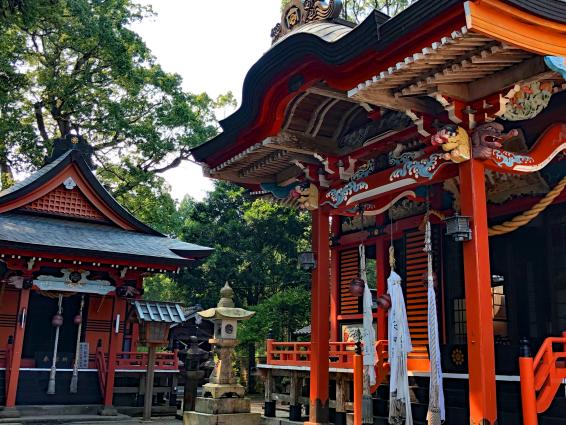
[519,356,538,425]
[353,342,363,425]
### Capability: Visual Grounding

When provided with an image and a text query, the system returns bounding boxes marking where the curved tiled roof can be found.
[0,213,213,265]
[272,21,353,47]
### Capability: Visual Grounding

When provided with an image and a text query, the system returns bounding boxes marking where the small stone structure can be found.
[184,283,260,425]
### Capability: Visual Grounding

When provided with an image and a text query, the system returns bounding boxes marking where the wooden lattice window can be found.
[21,186,106,220]
[339,248,361,315]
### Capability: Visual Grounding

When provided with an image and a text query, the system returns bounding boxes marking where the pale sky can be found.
[133,0,282,202]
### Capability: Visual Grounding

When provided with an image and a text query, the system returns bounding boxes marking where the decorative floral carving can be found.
[502,81,554,121]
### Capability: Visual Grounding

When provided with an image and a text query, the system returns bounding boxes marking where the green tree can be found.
[174,181,311,309]
[238,287,312,353]
[0,0,229,230]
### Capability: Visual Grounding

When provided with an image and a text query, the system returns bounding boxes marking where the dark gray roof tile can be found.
[0,213,212,264]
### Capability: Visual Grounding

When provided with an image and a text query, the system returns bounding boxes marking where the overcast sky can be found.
[133,0,282,201]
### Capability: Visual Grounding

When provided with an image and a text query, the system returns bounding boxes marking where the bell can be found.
[73,314,82,325]
[377,294,391,310]
[349,277,365,297]
[52,314,63,327]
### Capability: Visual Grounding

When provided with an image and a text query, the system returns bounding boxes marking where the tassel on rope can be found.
[70,295,85,393]
[47,294,63,395]
[425,221,445,425]
[359,243,376,424]
[387,256,413,425]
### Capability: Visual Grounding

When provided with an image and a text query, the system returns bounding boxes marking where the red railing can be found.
[520,332,566,425]
[266,339,430,393]
[114,351,179,371]
[266,340,357,369]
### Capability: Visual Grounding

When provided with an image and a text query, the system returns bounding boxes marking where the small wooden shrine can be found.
[0,134,212,415]
[192,1,566,424]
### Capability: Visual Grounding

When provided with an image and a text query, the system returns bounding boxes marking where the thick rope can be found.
[413,176,566,237]
[488,175,566,236]
[425,221,444,425]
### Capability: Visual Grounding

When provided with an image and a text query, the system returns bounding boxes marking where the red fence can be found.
[520,332,566,425]
[114,351,179,371]
[266,339,430,393]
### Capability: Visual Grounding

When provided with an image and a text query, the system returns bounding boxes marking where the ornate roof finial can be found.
[271,0,343,44]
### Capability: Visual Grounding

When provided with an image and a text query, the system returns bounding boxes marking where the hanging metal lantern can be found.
[444,213,472,242]
[297,251,316,271]
[349,277,365,297]
[52,314,64,327]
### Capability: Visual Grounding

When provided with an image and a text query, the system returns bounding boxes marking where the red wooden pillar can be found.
[5,287,30,409]
[103,297,126,409]
[459,159,497,425]
[376,237,388,341]
[330,216,340,342]
[307,208,330,425]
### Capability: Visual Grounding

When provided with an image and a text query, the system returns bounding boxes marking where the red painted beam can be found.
[324,155,457,215]
[482,123,566,174]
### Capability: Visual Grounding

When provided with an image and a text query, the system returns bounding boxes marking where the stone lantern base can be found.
[202,382,246,399]
[184,397,260,425]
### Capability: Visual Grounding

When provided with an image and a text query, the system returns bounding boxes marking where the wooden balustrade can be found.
[520,332,566,425]
[266,338,429,395]
[114,351,179,371]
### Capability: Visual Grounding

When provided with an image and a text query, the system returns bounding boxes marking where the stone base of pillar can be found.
[98,406,118,416]
[0,407,20,418]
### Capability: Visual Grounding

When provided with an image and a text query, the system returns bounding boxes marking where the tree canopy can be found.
[0,0,232,220]
[148,181,311,307]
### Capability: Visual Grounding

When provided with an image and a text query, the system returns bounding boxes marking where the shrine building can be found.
[191,1,566,424]
[0,135,212,414]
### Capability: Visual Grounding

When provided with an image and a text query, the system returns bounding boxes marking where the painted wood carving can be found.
[501,81,554,121]
[476,123,566,174]
[271,0,342,43]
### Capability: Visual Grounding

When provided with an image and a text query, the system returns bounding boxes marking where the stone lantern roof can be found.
[198,283,255,321]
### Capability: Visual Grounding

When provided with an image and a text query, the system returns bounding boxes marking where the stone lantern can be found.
[198,282,254,399]
[184,283,259,425]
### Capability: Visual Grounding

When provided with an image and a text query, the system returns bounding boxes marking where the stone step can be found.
[0,415,136,424]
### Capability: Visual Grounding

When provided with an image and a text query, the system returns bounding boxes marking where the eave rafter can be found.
[465,0,566,56]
